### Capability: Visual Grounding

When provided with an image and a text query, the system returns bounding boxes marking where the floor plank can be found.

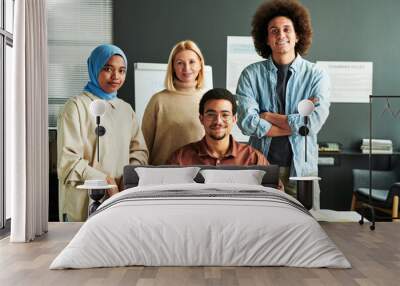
[1,222,399,286]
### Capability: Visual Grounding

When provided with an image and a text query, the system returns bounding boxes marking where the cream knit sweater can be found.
[57,91,148,221]
[141,87,205,165]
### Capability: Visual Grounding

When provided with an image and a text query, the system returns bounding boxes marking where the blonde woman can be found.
[142,40,206,165]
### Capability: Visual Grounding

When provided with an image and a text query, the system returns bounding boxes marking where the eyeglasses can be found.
[204,112,233,122]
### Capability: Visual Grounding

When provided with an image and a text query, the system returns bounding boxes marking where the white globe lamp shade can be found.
[298,99,315,117]
[90,100,106,117]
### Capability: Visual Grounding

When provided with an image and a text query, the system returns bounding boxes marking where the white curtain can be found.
[8,0,49,242]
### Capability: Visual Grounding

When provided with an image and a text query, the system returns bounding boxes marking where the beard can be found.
[208,124,228,141]
[209,133,227,141]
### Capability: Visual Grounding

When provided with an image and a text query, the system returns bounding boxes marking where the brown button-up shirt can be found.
[167,136,269,166]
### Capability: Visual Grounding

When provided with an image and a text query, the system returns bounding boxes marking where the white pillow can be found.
[135,167,200,186]
[200,169,266,185]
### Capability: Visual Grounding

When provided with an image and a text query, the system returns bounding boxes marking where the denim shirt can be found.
[236,55,330,176]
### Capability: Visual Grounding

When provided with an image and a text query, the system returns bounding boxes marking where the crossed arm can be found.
[260,112,292,137]
[260,97,319,137]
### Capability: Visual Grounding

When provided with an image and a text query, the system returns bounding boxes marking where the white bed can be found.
[50,182,351,269]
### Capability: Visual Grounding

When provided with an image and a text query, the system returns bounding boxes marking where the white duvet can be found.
[50,183,351,269]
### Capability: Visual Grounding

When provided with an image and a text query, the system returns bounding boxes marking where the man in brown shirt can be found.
[167,88,268,166]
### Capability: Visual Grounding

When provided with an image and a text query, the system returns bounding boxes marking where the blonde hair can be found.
[164,40,205,91]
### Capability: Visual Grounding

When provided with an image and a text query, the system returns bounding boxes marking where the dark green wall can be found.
[114,0,400,150]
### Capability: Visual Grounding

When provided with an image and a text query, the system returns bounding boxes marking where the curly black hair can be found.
[199,88,237,115]
[252,0,312,59]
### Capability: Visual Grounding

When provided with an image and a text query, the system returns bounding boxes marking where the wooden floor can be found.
[1,222,399,286]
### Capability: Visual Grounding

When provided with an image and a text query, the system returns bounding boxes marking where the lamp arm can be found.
[96,116,100,162]
[298,115,310,162]
[304,130,307,162]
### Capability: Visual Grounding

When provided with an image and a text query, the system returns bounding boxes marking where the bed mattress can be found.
[50,183,351,269]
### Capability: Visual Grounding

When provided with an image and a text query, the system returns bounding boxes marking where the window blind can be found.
[47,0,112,128]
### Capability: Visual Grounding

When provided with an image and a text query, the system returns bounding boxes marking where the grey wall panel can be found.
[114,0,400,149]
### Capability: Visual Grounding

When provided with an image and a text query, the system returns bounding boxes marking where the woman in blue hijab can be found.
[84,44,128,100]
[57,44,149,222]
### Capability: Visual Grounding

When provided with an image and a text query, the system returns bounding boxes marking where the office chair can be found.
[351,169,400,228]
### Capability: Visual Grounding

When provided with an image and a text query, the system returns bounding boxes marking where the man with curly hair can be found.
[236,0,330,197]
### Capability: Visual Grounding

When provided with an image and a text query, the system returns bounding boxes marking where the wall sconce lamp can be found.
[290,99,320,210]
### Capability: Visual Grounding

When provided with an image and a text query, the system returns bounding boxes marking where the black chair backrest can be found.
[123,164,280,189]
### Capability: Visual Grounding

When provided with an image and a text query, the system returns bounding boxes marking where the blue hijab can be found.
[83,44,128,100]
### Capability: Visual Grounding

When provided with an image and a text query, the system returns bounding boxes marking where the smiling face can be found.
[200,99,237,141]
[267,16,298,61]
[98,55,126,93]
[173,49,201,84]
